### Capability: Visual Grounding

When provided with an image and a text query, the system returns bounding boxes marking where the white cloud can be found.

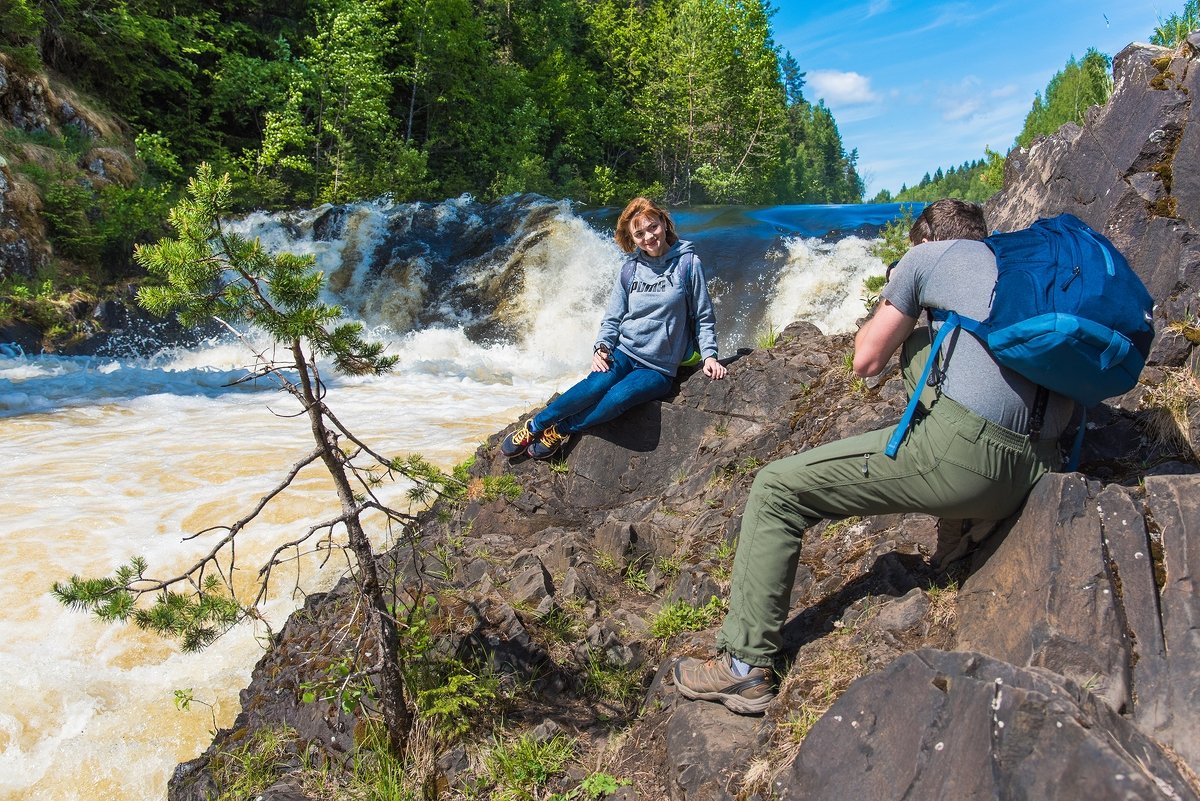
[867,0,892,17]
[934,75,1003,123]
[808,70,880,107]
[941,98,983,122]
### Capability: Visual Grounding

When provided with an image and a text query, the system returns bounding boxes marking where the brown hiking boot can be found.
[673,653,775,715]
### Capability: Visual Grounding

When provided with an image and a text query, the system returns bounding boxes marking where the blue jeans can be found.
[532,349,673,434]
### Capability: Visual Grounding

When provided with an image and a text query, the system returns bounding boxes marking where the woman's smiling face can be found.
[630,212,666,257]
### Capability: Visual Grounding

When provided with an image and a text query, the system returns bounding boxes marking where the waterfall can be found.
[0,196,911,800]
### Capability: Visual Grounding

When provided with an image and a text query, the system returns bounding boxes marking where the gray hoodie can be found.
[594,240,719,376]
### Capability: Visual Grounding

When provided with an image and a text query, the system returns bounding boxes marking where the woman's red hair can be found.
[615,197,679,253]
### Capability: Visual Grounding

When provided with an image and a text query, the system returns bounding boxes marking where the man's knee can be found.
[750,461,798,499]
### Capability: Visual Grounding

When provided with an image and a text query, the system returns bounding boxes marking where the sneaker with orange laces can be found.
[500,419,538,458]
[526,424,570,459]
[673,653,775,715]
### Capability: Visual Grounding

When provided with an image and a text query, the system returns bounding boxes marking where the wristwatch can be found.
[594,343,611,356]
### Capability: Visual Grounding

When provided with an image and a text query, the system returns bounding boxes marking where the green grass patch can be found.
[478,732,577,801]
[649,596,727,639]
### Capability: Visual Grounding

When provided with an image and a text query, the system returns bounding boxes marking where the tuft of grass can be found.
[654,554,683,579]
[649,596,727,639]
[1140,366,1200,456]
[548,458,570,475]
[340,719,426,800]
[841,349,855,374]
[579,649,643,708]
[926,579,959,629]
[757,322,781,349]
[594,550,619,573]
[756,636,871,789]
[861,273,887,312]
[536,606,581,644]
[623,563,651,593]
[821,515,863,540]
[1166,313,1200,345]
[714,455,764,483]
[209,725,299,801]
[479,732,577,801]
[779,705,825,744]
[710,538,737,582]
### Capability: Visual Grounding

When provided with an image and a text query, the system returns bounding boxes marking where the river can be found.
[0,196,913,800]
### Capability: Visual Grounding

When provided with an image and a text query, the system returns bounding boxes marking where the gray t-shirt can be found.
[882,239,1074,437]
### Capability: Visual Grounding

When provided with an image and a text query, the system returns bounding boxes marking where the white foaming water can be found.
[0,339,565,801]
[763,235,884,335]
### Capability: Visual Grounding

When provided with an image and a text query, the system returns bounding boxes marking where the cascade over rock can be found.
[168,37,1200,801]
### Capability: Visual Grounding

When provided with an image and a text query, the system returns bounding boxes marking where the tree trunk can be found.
[293,341,411,754]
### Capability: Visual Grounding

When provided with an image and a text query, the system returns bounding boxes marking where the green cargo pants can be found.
[715,330,1060,667]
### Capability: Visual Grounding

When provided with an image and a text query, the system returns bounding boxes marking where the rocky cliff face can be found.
[0,54,144,352]
[168,37,1200,801]
[0,54,126,281]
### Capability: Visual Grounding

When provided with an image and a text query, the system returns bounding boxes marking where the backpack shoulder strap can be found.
[678,252,695,315]
[885,311,963,458]
[929,307,985,336]
[620,258,637,294]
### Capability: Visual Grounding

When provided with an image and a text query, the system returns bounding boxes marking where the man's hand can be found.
[853,300,918,377]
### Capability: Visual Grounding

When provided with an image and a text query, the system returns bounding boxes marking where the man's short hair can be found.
[909,199,988,244]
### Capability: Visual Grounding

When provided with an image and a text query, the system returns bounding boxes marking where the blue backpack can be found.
[885,214,1155,468]
[620,252,702,367]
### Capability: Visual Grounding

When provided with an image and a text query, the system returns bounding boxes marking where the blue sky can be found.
[772,1,1175,198]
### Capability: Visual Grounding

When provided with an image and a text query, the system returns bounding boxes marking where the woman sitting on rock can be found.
[501,196,727,460]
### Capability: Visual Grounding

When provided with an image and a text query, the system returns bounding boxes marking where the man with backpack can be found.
[673,199,1078,714]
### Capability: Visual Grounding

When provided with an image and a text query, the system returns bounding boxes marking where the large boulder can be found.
[783,649,1198,801]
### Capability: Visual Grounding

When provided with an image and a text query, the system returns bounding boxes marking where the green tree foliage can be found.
[775,55,864,203]
[1151,0,1200,47]
[875,154,1000,204]
[1015,49,1113,148]
[12,0,861,208]
[254,0,431,204]
[867,205,915,268]
[646,0,788,203]
[0,0,44,68]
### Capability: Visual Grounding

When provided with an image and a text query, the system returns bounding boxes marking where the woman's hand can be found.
[702,357,727,380]
[592,349,612,372]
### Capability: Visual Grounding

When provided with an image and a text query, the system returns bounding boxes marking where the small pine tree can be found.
[51,164,511,754]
